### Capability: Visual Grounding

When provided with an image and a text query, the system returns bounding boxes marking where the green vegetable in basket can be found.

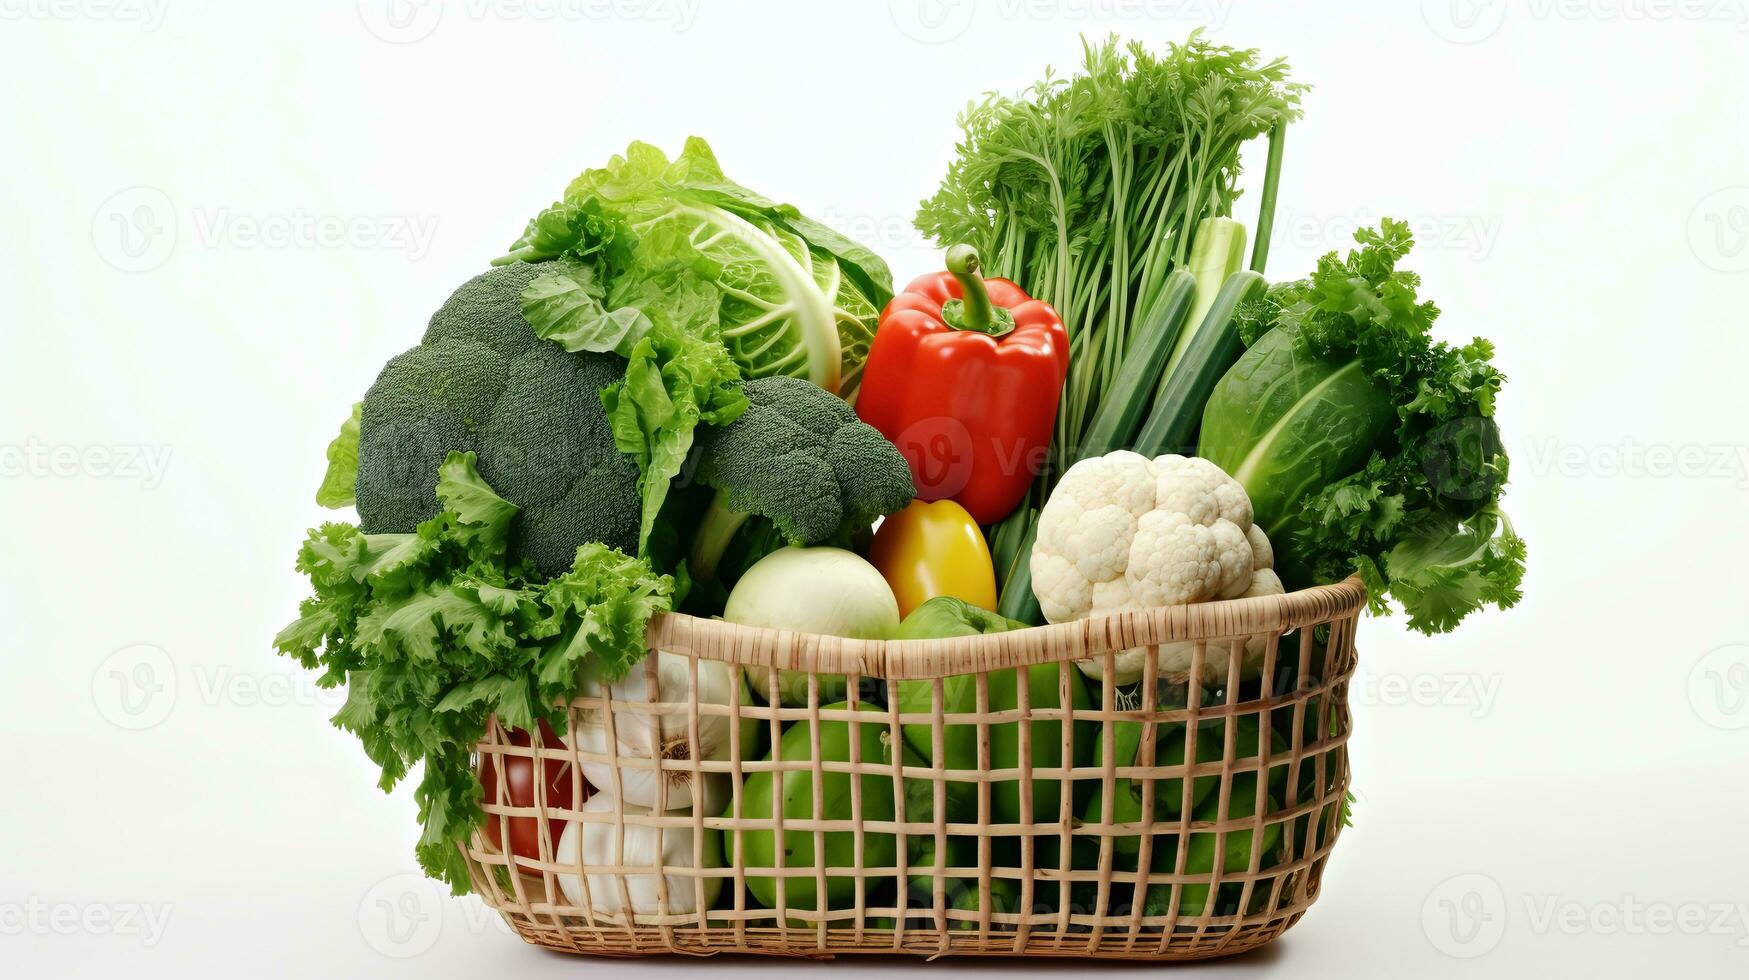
[875,835,1022,931]
[1141,773,1281,918]
[895,644,1093,827]
[1199,219,1524,633]
[1083,715,1287,867]
[892,596,1027,641]
[731,702,927,917]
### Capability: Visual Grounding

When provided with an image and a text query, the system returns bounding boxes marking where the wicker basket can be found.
[465,576,1364,961]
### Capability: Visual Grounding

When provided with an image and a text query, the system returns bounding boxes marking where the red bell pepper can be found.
[855,245,1069,525]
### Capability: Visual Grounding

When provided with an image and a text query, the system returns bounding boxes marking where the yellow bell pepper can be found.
[869,499,997,618]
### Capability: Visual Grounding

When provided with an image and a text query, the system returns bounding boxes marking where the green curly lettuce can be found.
[274,451,672,892]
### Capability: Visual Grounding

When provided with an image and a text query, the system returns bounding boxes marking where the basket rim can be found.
[643,576,1366,681]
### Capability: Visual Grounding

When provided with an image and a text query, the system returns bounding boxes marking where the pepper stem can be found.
[943,244,1013,337]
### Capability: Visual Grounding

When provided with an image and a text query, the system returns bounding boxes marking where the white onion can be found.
[571,651,756,812]
[723,546,900,706]
[555,794,721,917]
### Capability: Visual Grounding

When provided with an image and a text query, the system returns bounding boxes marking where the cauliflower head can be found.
[1029,451,1280,687]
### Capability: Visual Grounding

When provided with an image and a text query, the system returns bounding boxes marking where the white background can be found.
[4,0,1747,975]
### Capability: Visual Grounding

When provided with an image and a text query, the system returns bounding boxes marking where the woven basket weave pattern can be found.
[466,577,1364,960]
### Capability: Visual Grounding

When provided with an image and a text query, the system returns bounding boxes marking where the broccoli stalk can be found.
[688,491,754,583]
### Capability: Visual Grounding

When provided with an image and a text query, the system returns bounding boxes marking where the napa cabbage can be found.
[496,137,891,394]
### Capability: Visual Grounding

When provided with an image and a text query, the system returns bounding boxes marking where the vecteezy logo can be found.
[1687,187,1749,273]
[1688,644,1749,730]
[358,0,444,44]
[91,644,177,730]
[894,415,974,498]
[91,187,177,273]
[358,873,445,957]
[1421,0,1508,43]
[1421,873,1506,958]
[890,0,976,44]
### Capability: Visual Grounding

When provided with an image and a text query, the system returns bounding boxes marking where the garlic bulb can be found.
[570,651,758,812]
[555,794,722,917]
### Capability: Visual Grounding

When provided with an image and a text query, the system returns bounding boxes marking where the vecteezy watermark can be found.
[91,645,177,731]
[0,0,170,29]
[1688,187,1749,273]
[359,873,446,957]
[91,187,439,271]
[1423,873,1508,957]
[0,898,172,947]
[0,439,173,489]
[1357,671,1502,718]
[357,0,444,42]
[188,207,439,259]
[190,666,347,711]
[355,872,516,956]
[91,187,177,273]
[93,646,360,730]
[1517,435,1749,488]
[1423,0,1748,43]
[1424,873,1749,956]
[813,208,933,254]
[1688,644,1749,730]
[356,0,701,44]
[890,0,1231,44]
[1522,896,1749,944]
[1280,209,1503,261]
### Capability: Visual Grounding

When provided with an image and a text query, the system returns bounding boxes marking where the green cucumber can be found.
[1133,270,1266,457]
[995,269,1199,623]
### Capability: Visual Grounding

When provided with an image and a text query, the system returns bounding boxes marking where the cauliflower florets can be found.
[1030,452,1278,686]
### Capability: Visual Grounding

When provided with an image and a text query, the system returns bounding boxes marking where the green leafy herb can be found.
[274,451,673,892]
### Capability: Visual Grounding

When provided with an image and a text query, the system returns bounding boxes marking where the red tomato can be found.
[479,719,580,868]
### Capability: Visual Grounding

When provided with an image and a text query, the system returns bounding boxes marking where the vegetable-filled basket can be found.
[464,577,1364,961]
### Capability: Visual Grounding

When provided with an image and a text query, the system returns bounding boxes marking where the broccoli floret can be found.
[687,375,914,580]
[421,260,547,358]
[355,339,506,534]
[355,264,641,577]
